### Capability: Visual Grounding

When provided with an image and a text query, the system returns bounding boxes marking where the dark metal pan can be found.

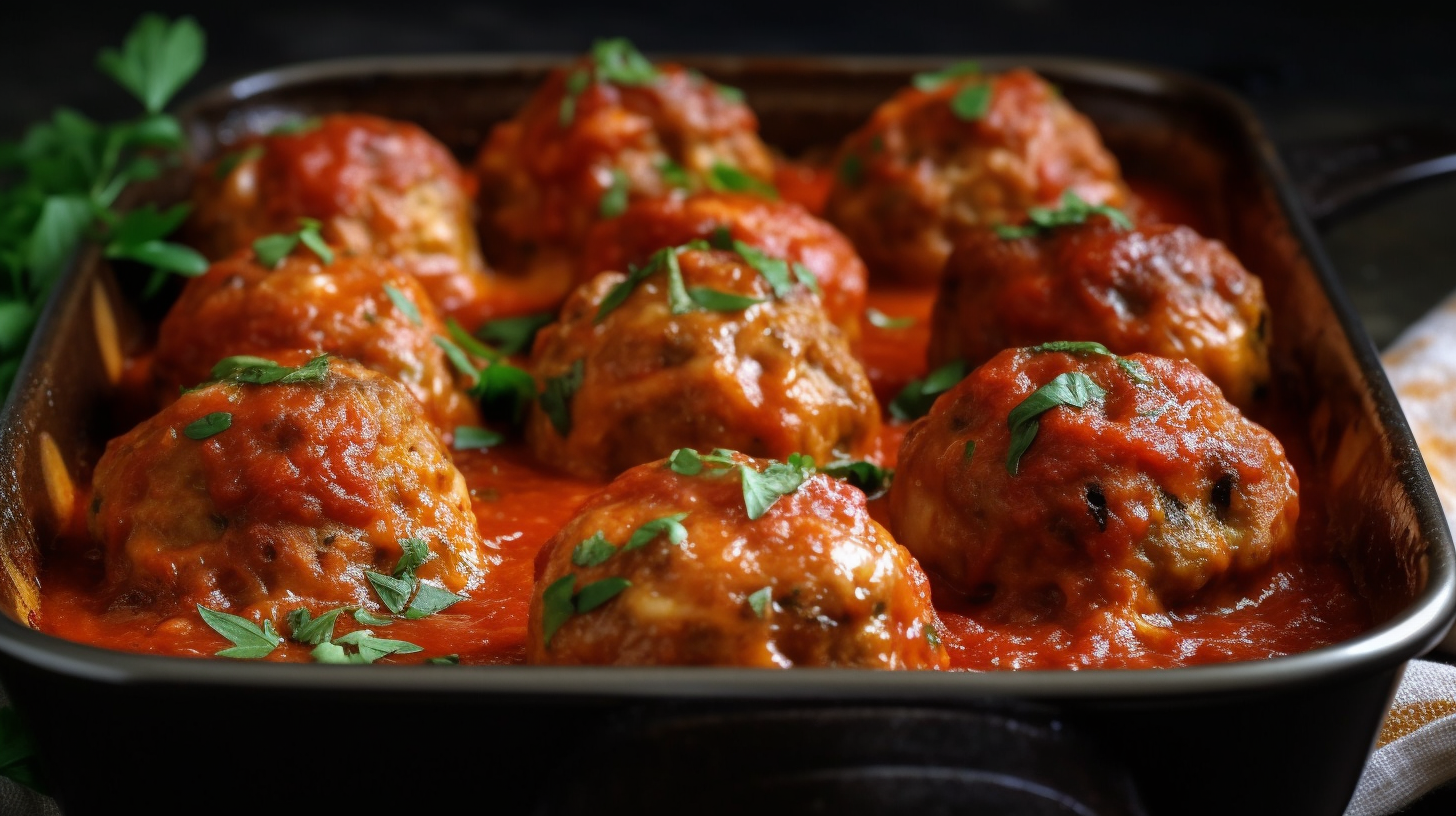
[0,55,1451,816]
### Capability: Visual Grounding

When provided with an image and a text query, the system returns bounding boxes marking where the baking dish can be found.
[0,55,1450,816]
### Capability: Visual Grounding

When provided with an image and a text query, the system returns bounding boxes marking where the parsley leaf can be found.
[541,575,577,647]
[434,334,478,383]
[624,513,689,550]
[183,411,231,440]
[925,625,942,647]
[733,242,794,298]
[329,630,424,664]
[866,308,914,329]
[214,144,264,179]
[668,448,706,475]
[663,249,695,314]
[574,577,632,612]
[822,460,893,498]
[446,317,501,362]
[539,359,585,436]
[995,190,1134,240]
[196,605,281,660]
[963,440,977,461]
[747,586,772,618]
[287,607,346,646]
[268,117,322,136]
[596,249,665,322]
[95,14,205,114]
[599,168,630,218]
[366,571,415,615]
[571,531,617,567]
[382,283,422,326]
[204,354,330,387]
[427,655,461,665]
[453,426,503,451]
[739,453,815,520]
[1118,357,1152,384]
[658,158,691,189]
[1005,372,1106,475]
[474,362,536,425]
[395,537,430,577]
[559,67,590,126]
[590,38,658,86]
[687,287,763,311]
[706,163,778,198]
[352,609,394,627]
[716,83,746,104]
[912,60,981,91]
[404,583,465,619]
[889,359,969,421]
[950,83,993,121]
[1029,340,1112,357]
[475,312,553,356]
[252,218,332,268]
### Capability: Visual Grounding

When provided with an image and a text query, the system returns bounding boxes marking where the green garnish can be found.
[183,411,231,440]
[747,586,772,618]
[1029,340,1112,357]
[623,513,689,550]
[202,354,330,389]
[866,308,914,329]
[252,217,332,268]
[822,460,893,499]
[687,288,764,312]
[474,362,536,425]
[1005,372,1106,475]
[396,537,430,576]
[716,83,746,104]
[196,605,281,660]
[539,575,633,647]
[950,83,993,121]
[571,531,616,567]
[793,262,821,295]
[663,249,694,314]
[366,572,415,615]
[668,448,708,475]
[658,158,692,189]
[889,359,969,421]
[912,60,981,91]
[427,655,461,665]
[287,607,346,646]
[589,38,659,86]
[599,168,630,218]
[574,577,632,612]
[733,242,794,298]
[352,609,394,626]
[383,283,423,327]
[596,249,666,321]
[963,440,977,461]
[404,583,464,620]
[559,67,591,126]
[0,14,206,399]
[838,154,864,186]
[924,625,942,647]
[434,334,478,382]
[739,453,815,520]
[446,317,500,361]
[706,162,778,198]
[453,426,503,451]
[268,117,322,136]
[213,144,264,179]
[475,312,553,356]
[316,630,423,664]
[539,359,585,436]
[994,190,1134,239]
[1118,357,1152,384]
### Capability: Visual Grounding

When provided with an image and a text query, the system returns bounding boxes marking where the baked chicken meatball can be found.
[527,451,947,668]
[89,355,493,619]
[473,39,775,296]
[890,347,1298,623]
[526,243,879,480]
[152,248,481,435]
[930,218,1270,408]
[825,67,1126,285]
[581,192,868,340]
[189,113,491,315]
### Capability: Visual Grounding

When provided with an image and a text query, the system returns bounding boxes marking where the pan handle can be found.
[1283,122,1456,225]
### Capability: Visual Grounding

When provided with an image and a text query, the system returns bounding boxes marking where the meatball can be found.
[890,348,1298,623]
[581,192,868,341]
[527,451,947,668]
[526,244,879,480]
[474,39,775,299]
[929,219,1270,408]
[152,248,481,435]
[825,67,1126,285]
[190,113,491,315]
[89,355,494,619]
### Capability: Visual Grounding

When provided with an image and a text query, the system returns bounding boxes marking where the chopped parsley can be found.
[589,37,658,86]
[196,605,281,660]
[571,531,617,567]
[201,354,330,389]
[183,411,231,440]
[658,157,692,189]
[747,586,773,618]
[1118,357,1153,384]
[866,308,914,329]
[739,453,815,520]
[1029,340,1112,357]
[599,168,630,218]
[474,362,536,425]
[950,83,993,121]
[383,283,423,327]
[539,359,585,436]
[706,162,777,198]
[1005,372,1106,475]
[541,575,633,646]
[214,144,264,179]
[452,426,503,451]
[822,459,893,499]
[252,217,332,268]
[624,513,689,550]
[286,607,346,646]
[268,117,322,136]
[912,60,981,91]
[995,190,1134,240]
[889,359,969,421]
[475,312,553,356]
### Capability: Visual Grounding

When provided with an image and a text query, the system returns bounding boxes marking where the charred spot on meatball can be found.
[526,241,879,480]
[152,247,481,437]
[929,216,1271,408]
[825,67,1127,285]
[889,347,1299,624]
[527,450,947,668]
[190,113,491,315]
[473,39,776,299]
[581,192,868,340]
[88,355,494,620]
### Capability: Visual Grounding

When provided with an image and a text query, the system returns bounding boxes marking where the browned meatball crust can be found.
[526,244,880,480]
[189,113,491,315]
[581,191,868,341]
[929,219,1270,408]
[152,248,481,435]
[473,40,775,298]
[826,67,1126,285]
[89,355,494,620]
[890,347,1298,623]
[527,451,948,668]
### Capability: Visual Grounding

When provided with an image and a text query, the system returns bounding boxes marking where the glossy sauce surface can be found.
[35,178,1371,668]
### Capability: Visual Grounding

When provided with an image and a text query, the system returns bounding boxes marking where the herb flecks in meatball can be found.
[930,216,1270,408]
[582,192,868,340]
[890,348,1299,624]
[528,451,947,668]
[152,243,481,436]
[826,65,1126,285]
[89,356,495,620]
[526,240,879,480]
[191,113,490,315]
[473,39,776,298]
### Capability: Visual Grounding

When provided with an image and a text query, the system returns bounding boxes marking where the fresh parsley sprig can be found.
[889,359,969,421]
[1005,372,1107,475]
[0,14,208,399]
[994,190,1134,240]
[667,448,815,520]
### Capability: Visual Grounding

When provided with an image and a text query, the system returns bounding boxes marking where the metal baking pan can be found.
[0,55,1451,816]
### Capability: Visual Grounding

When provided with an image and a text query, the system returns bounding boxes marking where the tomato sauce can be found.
[34,178,1371,669]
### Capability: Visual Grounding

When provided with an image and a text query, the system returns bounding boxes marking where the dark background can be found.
[5,1,1456,811]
